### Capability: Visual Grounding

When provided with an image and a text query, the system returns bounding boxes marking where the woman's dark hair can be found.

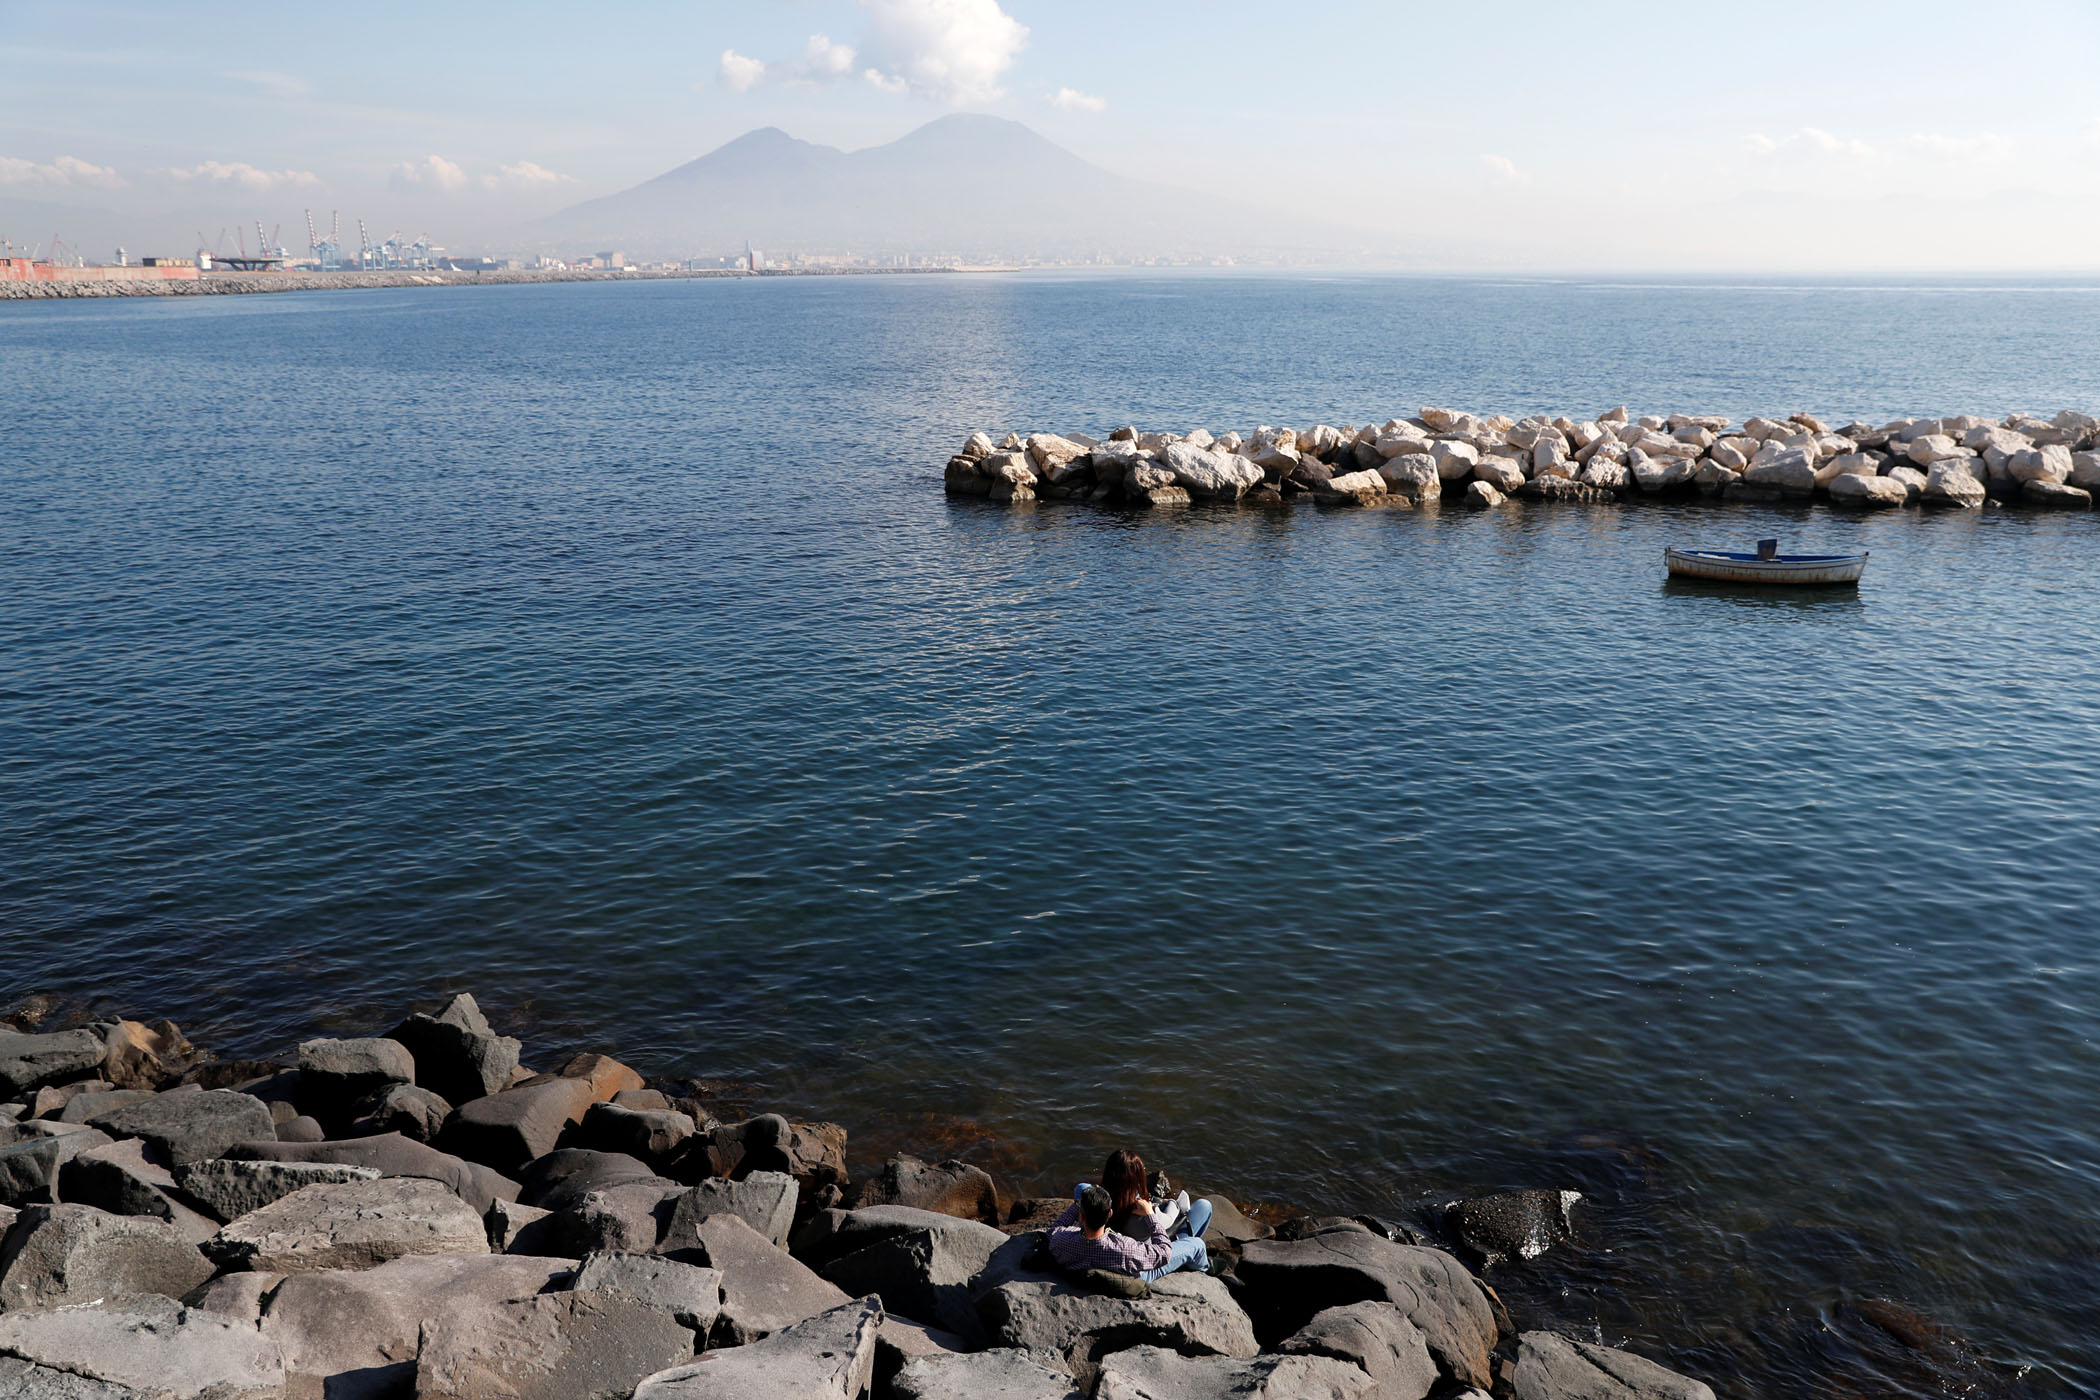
[1101,1149,1147,1214]
[1079,1185,1113,1230]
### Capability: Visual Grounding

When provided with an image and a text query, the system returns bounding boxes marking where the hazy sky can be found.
[7,0,2100,268]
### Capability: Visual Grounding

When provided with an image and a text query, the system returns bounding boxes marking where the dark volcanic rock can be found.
[1444,1189,1580,1267]
[294,1038,415,1127]
[694,1113,847,1195]
[0,1202,215,1310]
[442,1077,602,1176]
[347,1082,452,1142]
[577,1101,696,1165]
[662,1210,852,1346]
[820,1211,1007,1343]
[1235,1225,1500,1388]
[1278,1301,1437,1400]
[0,1030,107,1099]
[86,1089,277,1166]
[56,1138,219,1238]
[230,1131,520,1214]
[0,1127,113,1206]
[386,993,521,1107]
[661,1171,799,1250]
[519,1148,661,1211]
[173,1157,382,1220]
[850,1154,999,1224]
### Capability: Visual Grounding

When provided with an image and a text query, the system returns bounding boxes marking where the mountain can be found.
[528,115,1305,262]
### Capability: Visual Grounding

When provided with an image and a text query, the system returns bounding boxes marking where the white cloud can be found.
[1745,128,1874,158]
[224,69,310,99]
[389,154,466,192]
[719,49,767,93]
[1906,132,2009,158]
[803,34,857,77]
[2085,117,2100,147]
[0,154,121,187]
[1480,153,1528,184]
[171,160,318,189]
[1050,87,1105,113]
[481,161,575,191]
[857,0,1028,105]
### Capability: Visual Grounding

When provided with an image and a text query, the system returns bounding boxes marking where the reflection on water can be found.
[4,274,2099,1398]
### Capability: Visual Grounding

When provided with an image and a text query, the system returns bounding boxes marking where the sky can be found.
[5,0,2100,269]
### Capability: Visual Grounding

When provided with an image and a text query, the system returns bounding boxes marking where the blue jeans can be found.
[1071,1185,1216,1277]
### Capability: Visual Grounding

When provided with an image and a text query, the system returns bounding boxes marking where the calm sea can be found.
[5,273,2099,1397]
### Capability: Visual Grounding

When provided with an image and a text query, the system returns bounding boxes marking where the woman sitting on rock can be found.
[1047,1147,1214,1279]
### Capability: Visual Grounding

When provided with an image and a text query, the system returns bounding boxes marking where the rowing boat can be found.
[1664,540,1868,585]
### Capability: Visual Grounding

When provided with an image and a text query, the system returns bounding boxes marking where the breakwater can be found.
[945,408,2100,511]
[0,994,1738,1399]
[0,264,952,301]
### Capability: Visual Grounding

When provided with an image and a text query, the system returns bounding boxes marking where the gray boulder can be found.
[261,1253,576,1400]
[387,994,521,1107]
[181,1268,282,1324]
[350,1083,453,1143]
[554,1178,682,1254]
[174,1157,382,1220]
[819,1212,1006,1342]
[86,1090,276,1167]
[797,1203,1007,1272]
[441,1078,601,1175]
[1279,1301,1437,1400]
[2021,479,2092,509]
[208,1175,489,1273]
[631,1297,882,1400]
[577,1101,695,1164]
[695,1115,848,1195]
[1235,1226,1498,1389]
[0,1203,214,1311]
[572,1250,723,1334]
[662,1171,799,1249]
[54,1089,153,1125]
[977,1273,1258,1386]
[0,1297,284,1399]
[275,1115,326,1143]
[412,1289,697,1399]
[0,1128,113,1206]
[227,1132,520,1214]
[1095,1345,1374,1399]
[519,1148,660,1211]
[55,1139,219,1242]
[0,1031,108,1099]
[296,1037,415,1121]
[892,1349,1083,1400]
[1508,1331,1716,1400]
[850,1155,999,1224]
[487,1197,563,1255]
[661,1211,851,1345]
[1443,1190,1580,1266]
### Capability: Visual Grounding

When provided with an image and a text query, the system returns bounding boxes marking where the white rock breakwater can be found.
[944,407,2100,512]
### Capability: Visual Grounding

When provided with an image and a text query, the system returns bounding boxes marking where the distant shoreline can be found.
[0,264,967,302]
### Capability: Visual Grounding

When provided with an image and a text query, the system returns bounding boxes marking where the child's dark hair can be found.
[1079,1184,1113,1231]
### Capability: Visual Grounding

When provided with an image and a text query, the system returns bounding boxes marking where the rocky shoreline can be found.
[0,994,1720,1400]
[943,408,2100,511]
[0,266,951,301]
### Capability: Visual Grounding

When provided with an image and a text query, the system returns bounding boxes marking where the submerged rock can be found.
[1443,1189,1580,1266]
[1508,1330,1715,1400]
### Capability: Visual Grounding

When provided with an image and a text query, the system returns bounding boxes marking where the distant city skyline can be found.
[5,0,2100,269]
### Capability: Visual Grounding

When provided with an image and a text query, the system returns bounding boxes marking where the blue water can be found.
[5,273,2099,1397]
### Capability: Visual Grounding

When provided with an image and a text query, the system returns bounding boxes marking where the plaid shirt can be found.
[1046,1200,1171,1275]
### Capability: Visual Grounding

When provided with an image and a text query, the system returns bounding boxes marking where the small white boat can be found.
[1664,539,1868,585]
